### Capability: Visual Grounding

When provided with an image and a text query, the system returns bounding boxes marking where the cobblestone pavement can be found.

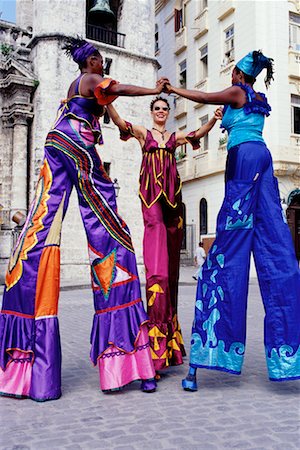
[0,276,299,450]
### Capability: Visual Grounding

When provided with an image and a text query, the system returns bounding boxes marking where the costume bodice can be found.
[221,83,271,150]
[53,74,104,144]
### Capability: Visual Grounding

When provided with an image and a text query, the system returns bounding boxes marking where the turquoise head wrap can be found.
[236,51,274,87]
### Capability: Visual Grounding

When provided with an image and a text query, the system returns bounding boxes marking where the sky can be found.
[0,0,16,23]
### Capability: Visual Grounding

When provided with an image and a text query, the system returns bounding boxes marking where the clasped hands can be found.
[156,77,172,94]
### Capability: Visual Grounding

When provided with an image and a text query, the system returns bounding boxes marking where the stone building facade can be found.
[0,0,158,283]
[155,0,300,266]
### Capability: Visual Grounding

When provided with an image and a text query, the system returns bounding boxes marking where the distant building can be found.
[155,0,300,263]
[0,0,158,283]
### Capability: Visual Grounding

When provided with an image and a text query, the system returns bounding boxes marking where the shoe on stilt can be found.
[182,367,198,391]
[141,379,157,393]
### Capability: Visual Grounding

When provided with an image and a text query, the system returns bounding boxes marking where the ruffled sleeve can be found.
[120,121,135,141]
[234,83,271,116]
[185,131,201,150]
[94,78,119,106]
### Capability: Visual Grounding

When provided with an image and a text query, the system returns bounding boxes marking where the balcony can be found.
[86,24,125,48]
[288,50,300,80]
[194,9,208,39]
[174,97,187,118]
[218,0,235,21]
[175,27,187,55]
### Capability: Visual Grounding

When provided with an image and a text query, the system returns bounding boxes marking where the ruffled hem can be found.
[90,300,149,365]
[94,78,119,106]
[0,313,34,369]
[120,121,135,141]
[185,131,201,150]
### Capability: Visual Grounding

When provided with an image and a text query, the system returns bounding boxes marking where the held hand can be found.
[155,77,170,94]
[162,83,173,94]
[214,107,223,120]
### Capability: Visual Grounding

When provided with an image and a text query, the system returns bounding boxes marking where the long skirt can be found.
[0,118,155,401]
[189,141,300,381]
[142,198,186,371]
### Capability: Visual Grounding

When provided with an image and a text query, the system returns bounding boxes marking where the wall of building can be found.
[155,0,300,272]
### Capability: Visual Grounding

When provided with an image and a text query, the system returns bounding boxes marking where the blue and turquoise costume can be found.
[183,52,300,389]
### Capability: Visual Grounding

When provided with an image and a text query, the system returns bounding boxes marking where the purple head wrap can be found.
[71,42,98,65]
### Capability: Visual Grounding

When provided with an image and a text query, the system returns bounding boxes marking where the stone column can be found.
[10,113,30,221]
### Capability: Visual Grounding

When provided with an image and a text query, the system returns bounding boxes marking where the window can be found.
[179,59,187,88]
[291,95,300,134]
[199,44,208,80]
[289,13,300,51]
[200,115,209,150]
[199,198,208,235]
[174,8,183,32]
[155,24,159,53]
[224,25,234,64]
[174,2,186,32]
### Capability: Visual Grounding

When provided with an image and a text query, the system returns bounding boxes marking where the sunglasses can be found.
[153,106,169,111]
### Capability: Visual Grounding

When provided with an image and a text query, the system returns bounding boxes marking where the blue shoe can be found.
[182,367,198,391]
[141,379,157,393]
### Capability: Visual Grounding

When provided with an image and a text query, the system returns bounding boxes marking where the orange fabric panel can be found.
[35,246,60,318]
[93,252,116,295]
[94,78,119,105]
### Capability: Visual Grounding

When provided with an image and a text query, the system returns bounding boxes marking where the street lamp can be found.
[113,178,120,198]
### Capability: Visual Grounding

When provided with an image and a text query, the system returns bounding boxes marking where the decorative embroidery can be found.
[190,243,245,373]
[91,249,117,300]
[5,159,53,291]
[89,244,137,296]
[45,130,134,252]
[147,283,164,306]
[100,342,150,359]
[266,344,300,380]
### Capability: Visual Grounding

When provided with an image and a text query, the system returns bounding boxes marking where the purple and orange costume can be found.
[121,124,200,370]
[0,76,155,400]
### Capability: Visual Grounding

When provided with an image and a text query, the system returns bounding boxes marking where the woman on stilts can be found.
[107,99,222,379]
[0,37,168,401]
[163,50,300,390]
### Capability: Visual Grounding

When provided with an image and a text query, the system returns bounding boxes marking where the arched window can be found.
[181,202,186,250]
[199,198,207,235]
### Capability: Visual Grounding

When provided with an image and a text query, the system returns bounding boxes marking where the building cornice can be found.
[27,33,160,68]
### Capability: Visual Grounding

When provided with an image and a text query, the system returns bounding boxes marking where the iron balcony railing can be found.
[86,24,125,48]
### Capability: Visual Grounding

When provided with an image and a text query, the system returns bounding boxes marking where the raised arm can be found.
[176,107,223,147]
[165,84,245,108]
[106,103,146,146]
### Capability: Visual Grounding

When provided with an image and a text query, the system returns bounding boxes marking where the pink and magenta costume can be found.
[121,124,199,370]
[0,76,155,401]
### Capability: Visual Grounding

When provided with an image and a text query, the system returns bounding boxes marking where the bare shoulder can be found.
[80,73,104,96]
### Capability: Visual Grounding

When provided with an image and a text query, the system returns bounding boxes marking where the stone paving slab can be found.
[0,281,299,450]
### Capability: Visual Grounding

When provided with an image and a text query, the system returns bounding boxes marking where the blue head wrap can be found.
[71,42,98,65]
[236,51,274,87]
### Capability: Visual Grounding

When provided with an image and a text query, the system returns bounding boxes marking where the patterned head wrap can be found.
[236,50,274,87]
